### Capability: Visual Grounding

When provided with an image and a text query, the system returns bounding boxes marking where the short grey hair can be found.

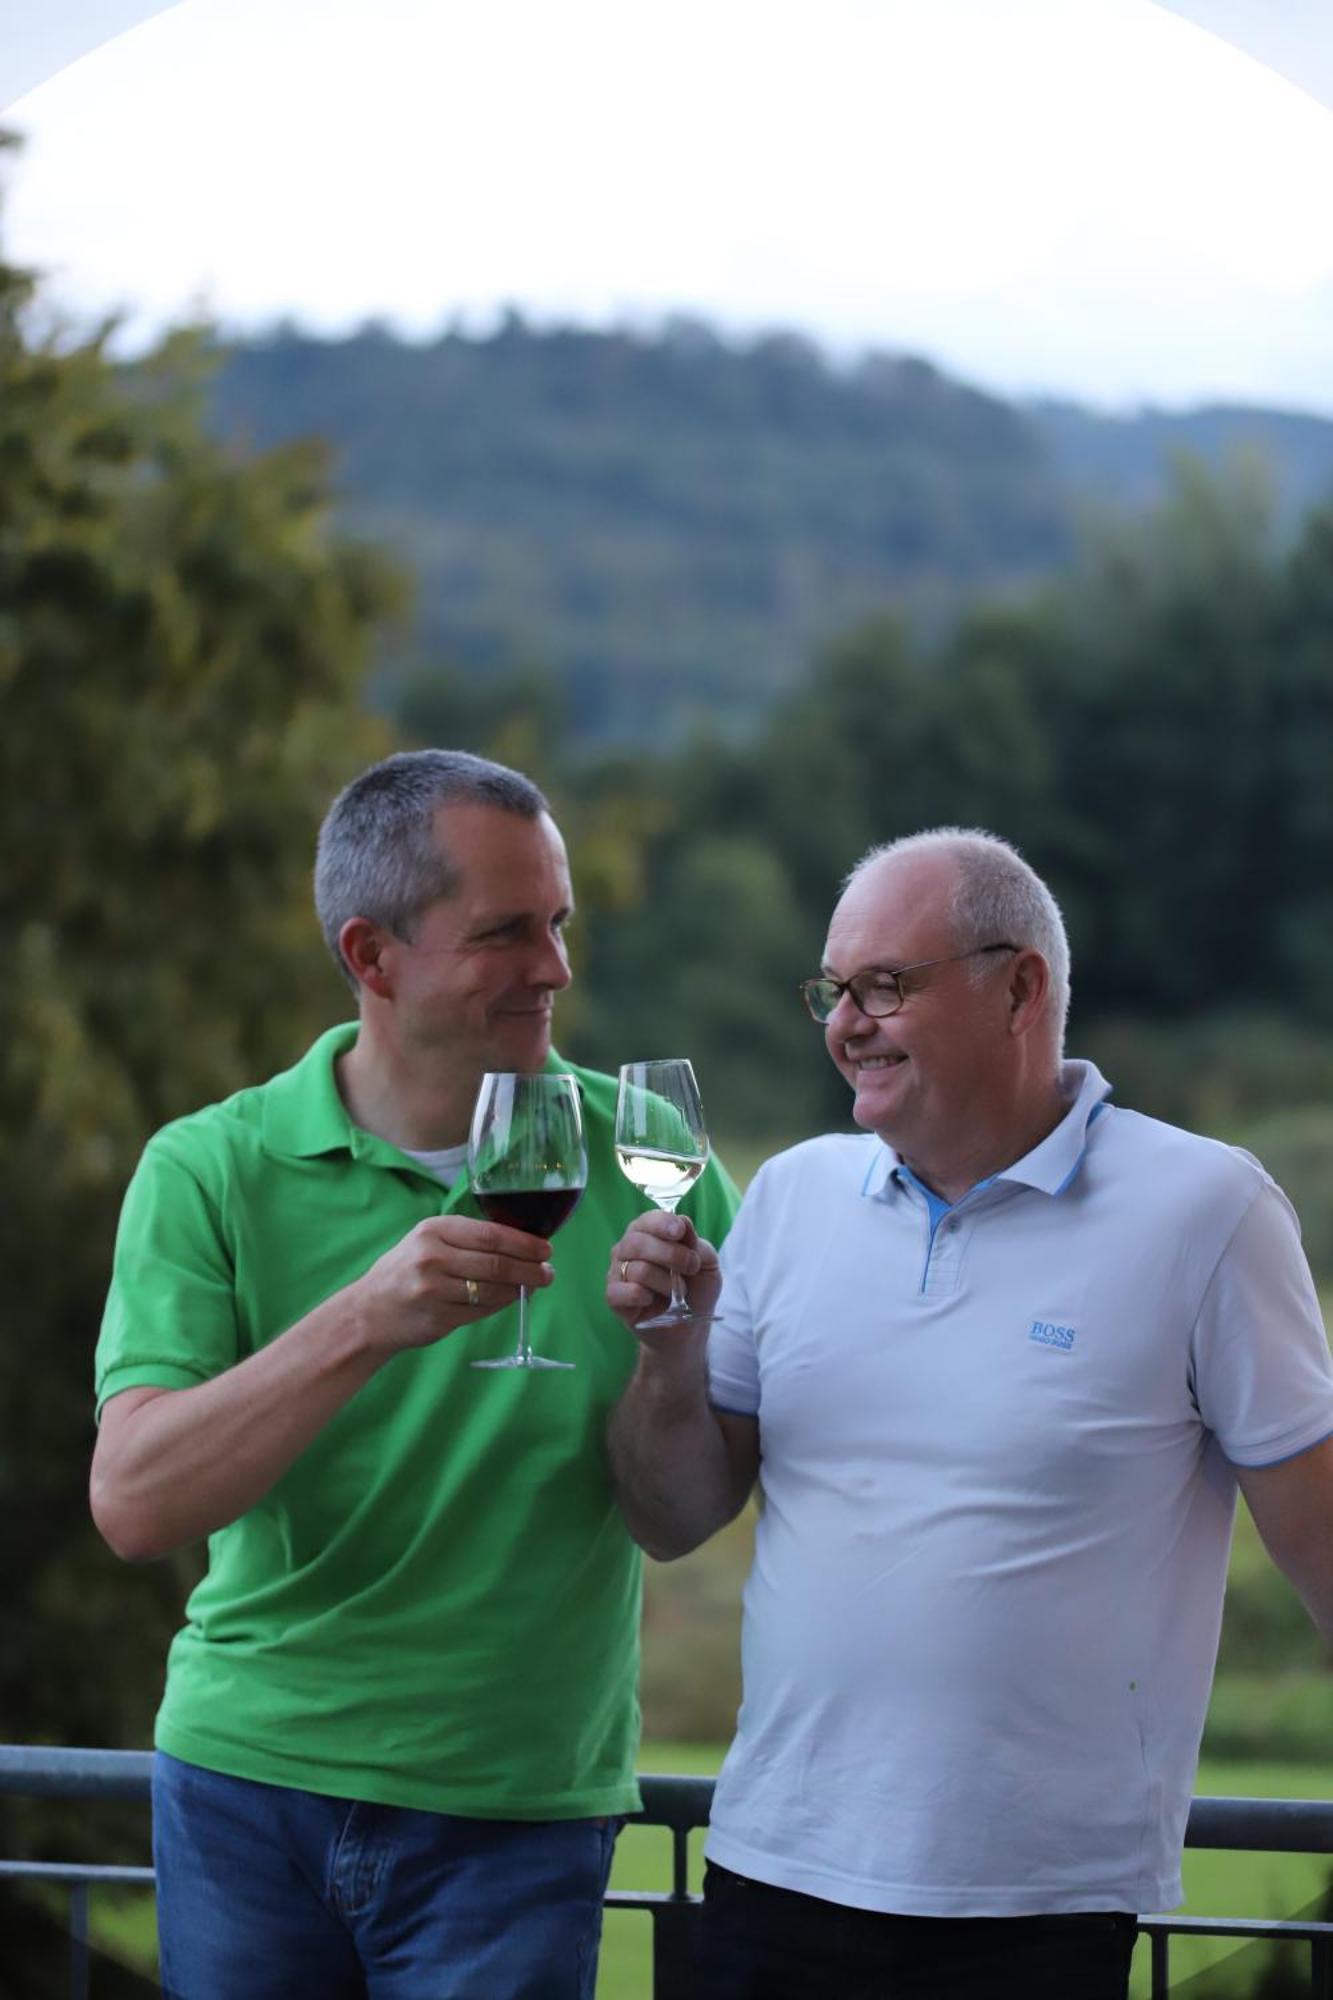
[846,827,1071,1043]
[315,749,549,988]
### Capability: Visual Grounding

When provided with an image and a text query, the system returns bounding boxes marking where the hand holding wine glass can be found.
[469,1072,587,1371]
[614,1059,715,1329]
[607,1209,722,1344]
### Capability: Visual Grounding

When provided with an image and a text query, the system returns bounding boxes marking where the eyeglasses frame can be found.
[799,943,1020,1024]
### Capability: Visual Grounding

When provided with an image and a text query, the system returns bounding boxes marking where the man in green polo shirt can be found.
[91,749,738,2000]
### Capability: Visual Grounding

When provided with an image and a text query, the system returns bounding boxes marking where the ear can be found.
[1006,949,1051,1041]
[338,917,397,1001]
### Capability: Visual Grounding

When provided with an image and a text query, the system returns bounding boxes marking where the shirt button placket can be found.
[925,1216,962,1296]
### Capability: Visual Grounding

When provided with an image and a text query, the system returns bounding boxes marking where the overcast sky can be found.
[5,0,1333,414]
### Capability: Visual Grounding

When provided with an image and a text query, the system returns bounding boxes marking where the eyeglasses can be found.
[799,944,1019,1024]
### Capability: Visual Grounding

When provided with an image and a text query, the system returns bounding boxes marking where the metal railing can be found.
[1,1749,1331,1997]
[1141,1796,1333,1998]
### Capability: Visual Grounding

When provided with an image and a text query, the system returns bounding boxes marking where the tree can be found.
[0,199,403,1820]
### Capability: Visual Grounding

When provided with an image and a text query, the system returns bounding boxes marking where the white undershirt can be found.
[399,1143,468,1188]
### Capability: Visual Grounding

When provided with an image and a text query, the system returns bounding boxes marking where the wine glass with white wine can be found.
[614,1058,713,1328]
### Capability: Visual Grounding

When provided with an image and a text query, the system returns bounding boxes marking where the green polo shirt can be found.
[96,1025,739,1816]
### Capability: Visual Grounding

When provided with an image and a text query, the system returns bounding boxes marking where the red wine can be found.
[476,1187,584,1237]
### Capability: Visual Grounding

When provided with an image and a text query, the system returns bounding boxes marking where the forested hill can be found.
[208,316,1333,746]
[1028,398,1333,517]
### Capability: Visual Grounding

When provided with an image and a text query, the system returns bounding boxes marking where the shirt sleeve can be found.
[95,1133,241,1415]
[1192,1177,1333,1467]
[706,1178,762,1417]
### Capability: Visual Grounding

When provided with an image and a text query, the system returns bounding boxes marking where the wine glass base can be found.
[472,1356,576,1371]
[634,1306,719,1332]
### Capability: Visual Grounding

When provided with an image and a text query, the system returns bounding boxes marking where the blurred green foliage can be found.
[0,212,401,1904]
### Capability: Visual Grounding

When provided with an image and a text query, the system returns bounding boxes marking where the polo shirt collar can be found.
[993,1060,1112,1194]
[260,1023,374,1161]
[259,1024,580,1165]
[865,1058,1113,1203]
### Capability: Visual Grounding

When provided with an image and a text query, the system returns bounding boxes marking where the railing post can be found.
[68,1881,90,2000]
[1150,1926,1170,1997]
[1312,1930,1332,1999]
[651,1897,703,2000]
[649,1813,701,1999]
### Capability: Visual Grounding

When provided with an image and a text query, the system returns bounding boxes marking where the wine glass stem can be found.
[656,1198,689,1313]
[515,1284,531,1365]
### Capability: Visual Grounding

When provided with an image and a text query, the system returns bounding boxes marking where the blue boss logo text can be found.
[1029,1319,1076,1351]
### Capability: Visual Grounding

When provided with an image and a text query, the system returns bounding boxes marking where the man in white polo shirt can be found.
[605,827,1333,2000]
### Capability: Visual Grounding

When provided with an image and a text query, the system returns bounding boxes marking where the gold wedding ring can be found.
[465,1277,480,1307]
[619,1260,630,1283]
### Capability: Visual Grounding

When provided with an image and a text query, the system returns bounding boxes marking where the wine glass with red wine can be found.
[468,1071,587,1371]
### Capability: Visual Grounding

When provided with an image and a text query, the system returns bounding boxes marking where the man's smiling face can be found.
[821,850,1016,1167]
[387,803,574,1086]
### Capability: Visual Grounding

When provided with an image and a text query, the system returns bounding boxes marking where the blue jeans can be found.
[152,1752,621,2000]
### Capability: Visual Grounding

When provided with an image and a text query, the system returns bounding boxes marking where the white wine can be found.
[615,1145,706,1208]
[614,1060,715,1325]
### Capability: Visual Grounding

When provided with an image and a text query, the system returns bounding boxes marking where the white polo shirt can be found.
[705,1061,1333,1917]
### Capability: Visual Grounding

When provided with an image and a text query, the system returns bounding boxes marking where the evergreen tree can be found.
[0,190,403,1798]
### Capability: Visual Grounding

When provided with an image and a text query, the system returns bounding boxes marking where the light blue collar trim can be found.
[996,1060,1112,1195]
[897,1162,956,1231]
